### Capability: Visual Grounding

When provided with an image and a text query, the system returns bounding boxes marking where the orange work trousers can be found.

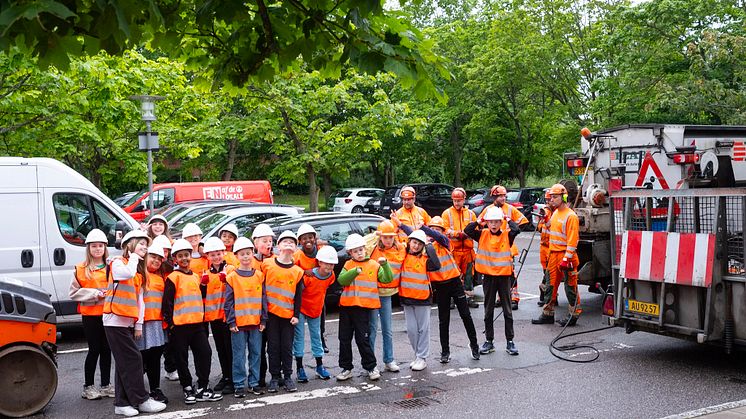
[542,251,581,316]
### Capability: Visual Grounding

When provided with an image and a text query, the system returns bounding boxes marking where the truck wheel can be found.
[0,345,58,418]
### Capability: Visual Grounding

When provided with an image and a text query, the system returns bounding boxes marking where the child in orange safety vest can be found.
[69,229,113,400]
[262,230,304,393]
[335,234,393,381]
[182,223,209,275]
[219,223,241,267]
[102,230,166,416]
[202,237,236,395]
[465,206,521,357]
[251,223,276,388]
[138,244,170,404]
[162,239,223,405]
[224,237,267,398]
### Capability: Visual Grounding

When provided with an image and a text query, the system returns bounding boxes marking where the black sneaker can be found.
[479,341,495,354]
[531,313,555,324]
[439,352,451,364]
[267,379,279,393]
[183,386,197,404]
[195,387,223,402]
[537,299,545,306]
[467,298,479,308]
[249,386,265,396]
[506,340,519,356]
[557,315,578,327]
[470,343,481,360]
[233,388,246,398]
[511,301,519,310]
[284,377,297,392]
[150,388,168,404]
[214,377,230,393]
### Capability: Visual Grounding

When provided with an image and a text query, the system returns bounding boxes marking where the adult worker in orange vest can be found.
[400,217,480,363]
[162,239,223,405]
[532,184,582,327]
[69,229,113,400]
[262,230,304,393]
[479,185,529,310]
[536,190,554,306]
[392,186,431,242]
[336,233,393,381]
[441,187,479,308]
[103,230,167,416]
[465,206,520,356]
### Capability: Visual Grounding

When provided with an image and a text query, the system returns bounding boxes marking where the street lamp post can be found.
[129,95,164,216]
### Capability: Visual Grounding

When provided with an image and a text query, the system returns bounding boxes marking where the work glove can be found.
[560,258,572,271]
[542,208,551,224]
[201,273,210,285]
[507,220,520,234]
[218,272,227,282]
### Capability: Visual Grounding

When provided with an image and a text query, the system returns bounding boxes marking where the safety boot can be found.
[557,314,578,327]
[531,313,555,324]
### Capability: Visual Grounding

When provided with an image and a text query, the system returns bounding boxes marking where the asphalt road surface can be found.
[39,236,746,419]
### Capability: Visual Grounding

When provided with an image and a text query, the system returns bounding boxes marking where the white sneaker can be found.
[81,385,102,400]
[411,358,427,371]
[409,359,417,368]
[336,369,353,381]
[384,362,400,372]
[366,368,381,381]
[138,397,167,413]
[99,385,115,398]
[164,371,179,381]
[114,406,139,417]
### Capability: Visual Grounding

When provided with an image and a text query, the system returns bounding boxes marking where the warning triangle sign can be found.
[635,152,671,189]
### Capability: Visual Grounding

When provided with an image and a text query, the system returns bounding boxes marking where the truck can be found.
[566,124,746,351]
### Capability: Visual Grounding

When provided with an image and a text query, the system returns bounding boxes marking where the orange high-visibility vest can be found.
[399,253,431,300]
[340,259,381,308]
[256,254,275,273]
[190,256,209,275]
[263,260,303,318]
[548,206,579,259]
[370,244,404,288]
[442,206,477,252]
[224,251,240,268]
[144,271,165,322]
[428,242,461,282]
[103,257,142,319]
[226,270,264,327]
[75,263,108,316]
[394,206,432,242]
[474,227,514,276]
[168,270,205,325]
[204,265,235,322]
[538,208,553,268]
[293,247,323,271]
[300,270,335,318]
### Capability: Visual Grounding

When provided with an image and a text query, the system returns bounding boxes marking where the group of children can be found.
[71,185,537,416]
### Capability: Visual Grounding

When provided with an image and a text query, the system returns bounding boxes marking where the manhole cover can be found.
[392,396,439,409]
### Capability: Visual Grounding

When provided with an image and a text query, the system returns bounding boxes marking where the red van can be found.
[121,181,273,221]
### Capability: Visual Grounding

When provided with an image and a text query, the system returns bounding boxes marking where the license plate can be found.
[572,167,588,176]
[625,299,659,316]
[383,206,389,210]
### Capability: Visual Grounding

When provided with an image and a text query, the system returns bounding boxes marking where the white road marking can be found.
[432,367,493,377]
[567,342,634,358]
[660,398,746,419]
[140,407,212,418]
[57,347,89,354]
[225,385,371,411]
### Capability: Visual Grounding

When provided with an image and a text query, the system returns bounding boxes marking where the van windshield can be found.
[122,188,147,207]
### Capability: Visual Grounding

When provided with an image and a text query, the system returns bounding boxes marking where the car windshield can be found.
[160,205,191,220]
[330,190,351,198]
[170,208,222,232]
[194,212,230,234]
[506,191,521,201]
[383,187,398,198]
[121,188,147,207]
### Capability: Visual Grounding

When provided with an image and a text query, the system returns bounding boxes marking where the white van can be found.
[0,157,139,324]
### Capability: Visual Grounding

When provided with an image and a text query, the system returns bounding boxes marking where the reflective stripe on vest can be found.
[474,229,514,276]
[427,244,461,282]
[103,258,141,319]
[340,259,381,309]
[226,270,264,327]
[168,271,205,325]
[144,272,165,321]
[399,253,430,300]
[204,266,234,322]
[548,209,573,254]
[75,263,107,316]
[370,245,404,289]
[264,261,303,318]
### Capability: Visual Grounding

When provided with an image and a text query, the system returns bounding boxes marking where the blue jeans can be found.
[292,313,323,359]
[231,328,262,389]
[369,295,394,364]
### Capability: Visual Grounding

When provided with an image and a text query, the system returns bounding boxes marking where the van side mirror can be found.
[114,220,132,249]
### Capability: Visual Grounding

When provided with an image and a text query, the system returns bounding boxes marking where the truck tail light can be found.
[603,293,615,316]
[566,159,585,168]
[672,153,699,164]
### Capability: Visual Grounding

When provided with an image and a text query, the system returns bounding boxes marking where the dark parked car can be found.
[246,212,385,308]
[506,188,546,219]
[467,188,491,215]
[379,183,454,218]
[362,196,383,215]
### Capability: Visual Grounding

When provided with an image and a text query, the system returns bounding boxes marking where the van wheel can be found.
[352,206,364,213]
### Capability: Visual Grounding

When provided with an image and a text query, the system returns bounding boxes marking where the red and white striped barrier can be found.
[619,230,715,287]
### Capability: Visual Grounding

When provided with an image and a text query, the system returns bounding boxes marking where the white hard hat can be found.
[147,244,165,258]
[316,246,339,264]
[219,223,239,238]
[345,234,366,250]
[483,206,505,221]
[233,237,255,253]
[296,223,316,238]
[408,229,428,244]
[181,223,203,238]
[85,229,108,244]
[203,237,226,253]
[152,234,172,250]
[251,223,275,239]
[148,214,168,228]
[122,230,150,247]
[277,230,298,244]
[171,239,192,255]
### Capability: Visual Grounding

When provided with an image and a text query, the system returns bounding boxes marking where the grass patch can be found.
[273,194,328,212]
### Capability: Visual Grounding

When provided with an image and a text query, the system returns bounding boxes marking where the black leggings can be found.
[141,345,165,392]
[82,315,111,387]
